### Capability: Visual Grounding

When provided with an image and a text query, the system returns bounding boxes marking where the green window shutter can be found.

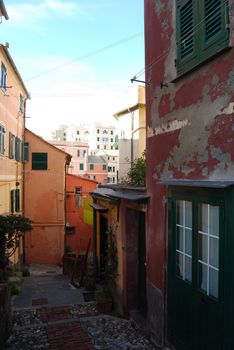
[22,141,29,162]
[179,0,194,59]
[103,164,106,170]
[10,190,14,213]
[15,189,20,212]
[15,137,22,161]
[32,152,48,170]
[9,132,15,159]
[201,0,229,59]
[90,164,94,170]
[176,0,229,77]
[80,163,84,170]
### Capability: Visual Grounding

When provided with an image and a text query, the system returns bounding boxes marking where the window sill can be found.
[172,46,232,83]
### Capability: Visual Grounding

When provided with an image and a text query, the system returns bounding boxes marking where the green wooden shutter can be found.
[10,190,14,213]
[15,137,21,161]
[15,189,20,212]
[180,0,194,59]
[176,0,199,75]
[201,0,229,59]
[22,141,29,162]
[32,152,48,170]
[9,132,15,159]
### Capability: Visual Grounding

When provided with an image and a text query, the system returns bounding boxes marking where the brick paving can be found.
[47,322,94,350]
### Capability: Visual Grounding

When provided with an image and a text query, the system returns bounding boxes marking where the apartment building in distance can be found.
[49,140,88,176]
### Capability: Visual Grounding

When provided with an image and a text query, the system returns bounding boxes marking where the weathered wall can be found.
[145,0,234,346]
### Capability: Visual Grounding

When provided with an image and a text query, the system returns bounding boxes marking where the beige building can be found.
[113,85,146,181]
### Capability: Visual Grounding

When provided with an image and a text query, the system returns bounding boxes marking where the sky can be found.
[1,0,145,139]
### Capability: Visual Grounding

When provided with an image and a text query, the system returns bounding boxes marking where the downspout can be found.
[92,199,97,277]
[64,155,71,254]
[131,110,134,169]
[22,96,29,264]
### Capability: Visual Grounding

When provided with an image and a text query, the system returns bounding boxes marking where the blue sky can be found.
[1,0,144,138]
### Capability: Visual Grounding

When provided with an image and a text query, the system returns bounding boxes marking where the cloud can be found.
[6,0,81,28]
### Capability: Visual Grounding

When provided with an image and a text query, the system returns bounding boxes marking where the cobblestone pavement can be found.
[6,304,158,349]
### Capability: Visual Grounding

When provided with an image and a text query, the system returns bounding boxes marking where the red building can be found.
[86,155,107,184]
[145,1,234,349]
[65,174,98,254]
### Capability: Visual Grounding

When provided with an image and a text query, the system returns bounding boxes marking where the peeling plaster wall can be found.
[144,0,234,346]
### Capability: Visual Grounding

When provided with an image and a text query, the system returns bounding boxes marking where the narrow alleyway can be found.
[6,265,158,349]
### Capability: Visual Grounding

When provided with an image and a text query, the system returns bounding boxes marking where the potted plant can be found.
[95,287,112,313]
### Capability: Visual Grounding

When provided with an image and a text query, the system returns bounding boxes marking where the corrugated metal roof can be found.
[89,203,108,212]
[90,187,149,202]
[161,179,234,188]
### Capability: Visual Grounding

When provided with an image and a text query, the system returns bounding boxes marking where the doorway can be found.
[168,190,224,350]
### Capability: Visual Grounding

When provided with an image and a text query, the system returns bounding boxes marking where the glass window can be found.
[198,204,220,298]
[176,200,192,282]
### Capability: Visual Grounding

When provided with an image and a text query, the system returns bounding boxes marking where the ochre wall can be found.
[65,174,97,253]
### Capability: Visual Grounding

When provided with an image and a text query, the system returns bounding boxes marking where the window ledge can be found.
[172,46,232,83]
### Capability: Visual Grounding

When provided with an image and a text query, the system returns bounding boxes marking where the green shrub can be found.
[8,281,19,295]
[22,267,30,277]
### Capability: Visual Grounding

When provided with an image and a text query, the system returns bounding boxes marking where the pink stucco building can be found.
[24,129,70,265]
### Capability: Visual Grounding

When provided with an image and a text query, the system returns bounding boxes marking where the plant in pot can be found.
[95,223,118,314]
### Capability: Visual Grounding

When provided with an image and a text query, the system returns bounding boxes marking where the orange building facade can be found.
[24,129,70,265]
[65,174,98,254]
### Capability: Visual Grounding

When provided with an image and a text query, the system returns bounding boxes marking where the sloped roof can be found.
[88,155,106,164]
[0,44,30,98]
[90,186,149,203]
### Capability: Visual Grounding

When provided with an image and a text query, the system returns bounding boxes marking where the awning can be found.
[89,203,108,212]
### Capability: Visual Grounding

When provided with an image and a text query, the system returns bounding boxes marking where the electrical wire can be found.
[26,32,143,82]
[133,0,229,80]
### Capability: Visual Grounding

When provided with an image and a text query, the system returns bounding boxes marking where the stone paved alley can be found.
[6,265,158,349]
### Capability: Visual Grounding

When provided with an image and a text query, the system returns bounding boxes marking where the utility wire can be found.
[133,0,229,80]
[26,32,143,82]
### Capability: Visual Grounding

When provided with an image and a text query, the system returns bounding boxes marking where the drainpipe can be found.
[131,110,134,168]
[22,96,29,264]
[92,201,97,278]
[64,155,71,254]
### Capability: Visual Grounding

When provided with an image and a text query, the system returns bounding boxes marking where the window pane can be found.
[185,256,192,282]
[185,201,192,227]
[199,204,208,232]
[185,228,192,255]
[210,205,219,237]
[198,233,208,263]
[209,237,219,269]
[199,262,207,293]
[176,226,184,251]
[209,268,219,299]
[176,252,183,278]
[176,200,184,225]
